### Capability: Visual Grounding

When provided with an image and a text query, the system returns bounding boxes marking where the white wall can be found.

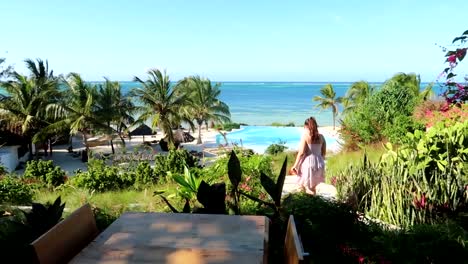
[0,146,20,173]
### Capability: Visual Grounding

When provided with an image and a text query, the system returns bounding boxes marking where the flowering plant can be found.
[439,30,468,104]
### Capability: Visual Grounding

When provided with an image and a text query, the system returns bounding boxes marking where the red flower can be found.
[447,55,457,63]
[358,256,365,263]
[413,193,427,209]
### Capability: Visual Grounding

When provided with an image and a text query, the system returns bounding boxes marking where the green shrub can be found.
[217,122,241,131]
[0,165,6,176]
[133,161,157,189]
[340,73,424,149]
[270,122,295,127]
[71,159,133,192]
[153,149,200,182]
[281,193,468,263]
[0,176,34,205]
[92,206,119,232]
[336,123,468,228]
[265,141,288,155]
[23,160,65,187]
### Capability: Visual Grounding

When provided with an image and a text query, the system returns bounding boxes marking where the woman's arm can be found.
[321,134,327,158]
[292,135,307,170]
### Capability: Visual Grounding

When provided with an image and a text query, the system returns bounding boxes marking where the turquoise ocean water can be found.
[1,82,442,127]
[118,81,442,127]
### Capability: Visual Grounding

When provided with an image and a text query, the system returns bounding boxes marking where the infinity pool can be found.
[215,126,338,154]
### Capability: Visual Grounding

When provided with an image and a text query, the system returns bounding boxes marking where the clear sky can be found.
[2,0,467,82]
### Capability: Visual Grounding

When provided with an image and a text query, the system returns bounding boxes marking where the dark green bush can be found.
[153,149,200,182]
[0,176,34,205]
[23,160,65,187]
[92,206,119,232]
[340,73,424,150]
[217,122,241,131]
[265,141,288,155]
[134,161,157,189]
[281,193,468,263]
[71,159,133,192]
[0,165,6,176]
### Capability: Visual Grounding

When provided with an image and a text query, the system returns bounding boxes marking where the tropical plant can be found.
[38,73,98,154]
[23,160,65,187]
[94,78,135,153]
[0,59,60,158]
[170,165,202,200]
[0,58,12,80]
[439,29,468,104]
[132,69,191,148]
[313,83,342,130]
[340,73,425,149]
[0,176,34,205]
[337,122,468,228]
[178,76,231,144]
[265,140,288,155]
[71,159,134,192]
[342,81,374,113]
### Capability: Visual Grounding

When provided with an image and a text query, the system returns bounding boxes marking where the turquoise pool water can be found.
[216,126,338,154]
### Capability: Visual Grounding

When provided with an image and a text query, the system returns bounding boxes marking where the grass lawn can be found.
[325,144,386,181]
[33,183,184,216]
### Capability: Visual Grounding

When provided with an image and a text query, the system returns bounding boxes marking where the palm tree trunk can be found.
[108,122,115,154]
[28,140,33,160]
[333,112,336,130]
[49,138,53,157]
[110,139,115,154]
[197,120,203,144]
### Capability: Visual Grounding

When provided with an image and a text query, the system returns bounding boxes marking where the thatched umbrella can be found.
[129,124,156,142]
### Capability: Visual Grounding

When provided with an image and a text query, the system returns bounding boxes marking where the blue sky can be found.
[2,0,467,82]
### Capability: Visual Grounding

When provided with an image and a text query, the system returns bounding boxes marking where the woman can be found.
[291,117,326,195]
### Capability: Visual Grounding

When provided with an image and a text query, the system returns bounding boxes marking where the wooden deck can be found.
[71,212,269,264]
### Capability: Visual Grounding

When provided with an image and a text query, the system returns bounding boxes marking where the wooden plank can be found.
[31,203,99,264]
[71,213,268,264]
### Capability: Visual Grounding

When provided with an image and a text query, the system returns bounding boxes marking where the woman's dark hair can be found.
[304,117,320,143]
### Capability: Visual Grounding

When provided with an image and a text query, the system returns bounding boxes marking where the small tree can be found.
[313,84,342,130]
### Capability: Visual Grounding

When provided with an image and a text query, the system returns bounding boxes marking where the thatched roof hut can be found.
[129,124,156,141]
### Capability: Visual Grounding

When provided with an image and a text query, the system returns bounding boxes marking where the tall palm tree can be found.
[0,58,12,80]
[178,76,231,144]
[0,59,59,158]
[132,69,189,148]
[383,73,433,100]
[343,81,374,113]
[313,83,342,130]
[39,73,98,153]
[95,78,135,154]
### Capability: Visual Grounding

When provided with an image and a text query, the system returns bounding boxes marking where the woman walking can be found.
[291,117,326,195]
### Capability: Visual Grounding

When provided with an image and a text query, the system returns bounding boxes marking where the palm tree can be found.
[95,78,135,154]
[383,73,433,100]
[313,83,342,130]
[178,76,231,144]
[132,69,189,148]
[343,81,375,113]
[39,73,98,154]
[0,59,59,158]
[0,58,12,80]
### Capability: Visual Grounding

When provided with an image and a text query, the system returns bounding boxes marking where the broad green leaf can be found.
[228,150,242,188]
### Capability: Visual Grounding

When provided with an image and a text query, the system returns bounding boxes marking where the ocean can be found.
[119,81,442,127]
[1,82,442,127]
